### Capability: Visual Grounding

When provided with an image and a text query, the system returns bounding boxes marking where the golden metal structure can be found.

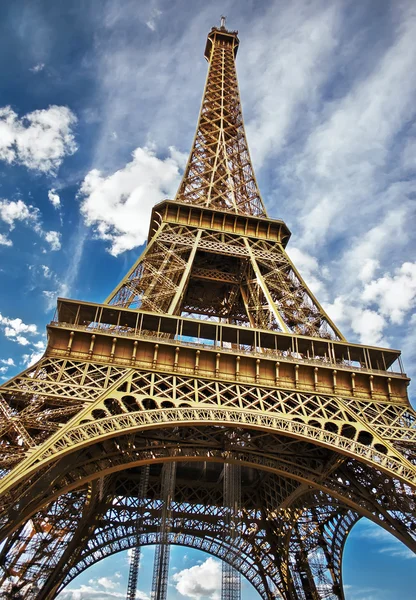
[126,465,149,600]
[0,21,415,600]
[222,462,242,600]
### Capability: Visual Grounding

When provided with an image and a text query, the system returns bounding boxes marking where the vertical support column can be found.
[126,465,150,600]
[167,230,202,315]
[151,462,176,600]
[290,524,320,600]
[244,239,289,333]
[222,463,241,600]
[294,550,319,600]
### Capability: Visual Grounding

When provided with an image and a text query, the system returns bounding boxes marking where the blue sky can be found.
[0,0,415,598]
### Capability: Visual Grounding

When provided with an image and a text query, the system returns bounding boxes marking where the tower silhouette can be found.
[0,20,415,600]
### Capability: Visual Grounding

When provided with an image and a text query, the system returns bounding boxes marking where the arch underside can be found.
[2,360,416,492]
[1,463,360,600]
[0,358,415,599]
[0,424,415,600]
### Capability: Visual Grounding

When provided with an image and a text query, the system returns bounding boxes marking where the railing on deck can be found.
[49,320,405,378]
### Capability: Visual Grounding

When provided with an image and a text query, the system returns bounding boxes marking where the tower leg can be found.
[151,462,176,600]
[222,463,242,600]
[126,465,150,600]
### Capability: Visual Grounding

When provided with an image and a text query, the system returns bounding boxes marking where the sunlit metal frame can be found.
[0,21,415,600]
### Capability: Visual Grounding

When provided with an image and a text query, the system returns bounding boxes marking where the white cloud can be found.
[168,145,188,170]
[341,204,411,291]
[22,349,44,367]
[172,557,221,600]
[41,265,53,278]
[14,335,31,346]
[30,63,45,73]
[324,259,416,347]
[146,8,162,32]
[286,246,328,296]
[43,285,69,311]
[284,6,416,250]
[79,146,182,256]
[96,577,118,590]
[346,591,381,600]
[57,584,125,600]
[33,340,46,350]
[235,4,416,366]
[362,262,416,324]
[0,199,38,229]
[0,233,12,246]
[402,135,416,170]
[41,261,71,310]
[354,519,416,562]
[38,263,72,310]
[0,314,38,337]
[244,0,341,167]
[0,198,63,251]
[44,230,61,251]
[358,259,380,284]
[81,2,210,170]
[0,358,15,366]
[0,314,38,347]
[57,571,145,600]
[0,359,14,376]
[0,105,77,173]
[43,290,58,307]
[350,309,387,347]
[48,189,61,208]
[379,546,416,560]
[324,297,387,347]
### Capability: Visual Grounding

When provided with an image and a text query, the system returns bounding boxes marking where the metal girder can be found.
[103,220,343,338]
[126,465,149,600]
[222,462,242,600]
[0,20,415,600]
[175,26,265,217]
[1,469,356,600]
[151,461,176,600]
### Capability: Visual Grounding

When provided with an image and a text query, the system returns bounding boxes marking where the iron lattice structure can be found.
[151,461,176,600]
[222,462,242,600]
[126,465,149,600]
[0,21,415,600]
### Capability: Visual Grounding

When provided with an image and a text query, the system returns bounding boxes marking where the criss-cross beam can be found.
[175,25,265,216]
[151,461,176,600]
[1,450,415,600]
[0,469,284,600]
[0,18,415,600]
[126,465,149,600]
[1,415,415,547]
[2,486,355,600]
[222,462,242,600]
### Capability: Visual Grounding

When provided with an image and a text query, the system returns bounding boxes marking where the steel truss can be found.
[126,465,149,600]
[222,462,242,600]
[151,461,176,600]
[0,19,415,600]
[105,218,342,340]
[175,24,265,216]
[1,464,365,600]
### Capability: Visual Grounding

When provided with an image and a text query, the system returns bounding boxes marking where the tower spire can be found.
[104,26,343,339]
[174,21,266,217]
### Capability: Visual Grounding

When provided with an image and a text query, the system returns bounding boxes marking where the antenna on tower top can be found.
[220,15,226,29]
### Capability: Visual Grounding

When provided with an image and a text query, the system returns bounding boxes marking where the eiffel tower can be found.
[1,19,415,600]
